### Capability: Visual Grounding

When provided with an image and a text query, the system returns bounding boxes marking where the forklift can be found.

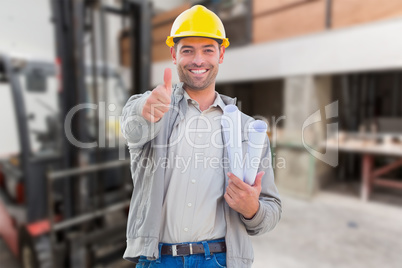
[0,0,150,267]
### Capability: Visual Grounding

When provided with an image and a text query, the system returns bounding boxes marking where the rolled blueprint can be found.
[221,105,243,179]
[244,120,268,185]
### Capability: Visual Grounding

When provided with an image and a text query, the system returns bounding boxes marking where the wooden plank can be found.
[152,42,172,62]
[151,4,191,55]
[332,0,402,28]
[361,154,374,202]
[119,30,131,67]
[253,0,325,43]
[253,0,314,16]
[152,23,173,44]
[373,178,402,190]
[152,3,191,26]
[372,158,402,178]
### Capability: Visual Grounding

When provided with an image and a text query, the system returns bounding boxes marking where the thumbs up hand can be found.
[142,68,172,123]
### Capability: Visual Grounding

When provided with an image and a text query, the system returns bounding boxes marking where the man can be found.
[121,5,281,268]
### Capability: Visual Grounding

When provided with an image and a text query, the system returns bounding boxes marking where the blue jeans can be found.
[136,239,226,268]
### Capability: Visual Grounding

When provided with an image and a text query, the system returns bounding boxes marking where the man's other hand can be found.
[142,68,172,123]
[224,171,265,219]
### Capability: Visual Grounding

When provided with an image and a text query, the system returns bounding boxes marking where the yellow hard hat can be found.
[166,5,230,48]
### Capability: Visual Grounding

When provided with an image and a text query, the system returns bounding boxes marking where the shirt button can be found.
[184,227,189,232]
[191,179,196,184]
[187,203,192,207]
[198,134,202,138]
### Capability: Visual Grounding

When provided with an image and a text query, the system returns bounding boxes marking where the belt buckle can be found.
[171,244,193,257]
[172,245,178,257]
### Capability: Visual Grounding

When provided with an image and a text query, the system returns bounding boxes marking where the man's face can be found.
[171,37,225,91]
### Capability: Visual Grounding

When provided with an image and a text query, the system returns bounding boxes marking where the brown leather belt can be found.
[161,241,226,257]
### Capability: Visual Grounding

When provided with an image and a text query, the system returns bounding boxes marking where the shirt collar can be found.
[211,92,226,111]
[183,90,226,111]
[173,83,236,107]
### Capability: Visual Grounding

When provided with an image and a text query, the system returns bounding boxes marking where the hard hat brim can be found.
[166,34,229,48]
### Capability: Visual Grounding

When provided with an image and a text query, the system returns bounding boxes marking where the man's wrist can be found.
[243,213,256,220]
[242,202,260,220]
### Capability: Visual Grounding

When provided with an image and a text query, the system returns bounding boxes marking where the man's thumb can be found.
[164,68,172,94]
[253,171,265,187]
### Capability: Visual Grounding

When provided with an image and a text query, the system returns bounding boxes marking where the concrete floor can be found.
[251,192,402,268]
[2,192,402,268]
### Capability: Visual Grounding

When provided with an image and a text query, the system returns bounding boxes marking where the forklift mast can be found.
[0,0,151,267]
[50,0,150,220]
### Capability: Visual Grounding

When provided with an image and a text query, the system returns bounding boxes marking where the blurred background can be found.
[0,0,402,267]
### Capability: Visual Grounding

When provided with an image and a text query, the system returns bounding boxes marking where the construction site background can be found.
[1,0,402,267]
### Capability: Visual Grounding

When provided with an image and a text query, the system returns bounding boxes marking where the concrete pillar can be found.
[274,75,335,198]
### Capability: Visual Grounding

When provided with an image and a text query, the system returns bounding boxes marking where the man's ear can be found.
[171,47,177,64]
[219,46,225,64]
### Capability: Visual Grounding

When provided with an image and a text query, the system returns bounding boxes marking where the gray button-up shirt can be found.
[160,90,227,243]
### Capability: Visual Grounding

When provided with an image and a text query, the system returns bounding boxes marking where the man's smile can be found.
[189,68,209,75]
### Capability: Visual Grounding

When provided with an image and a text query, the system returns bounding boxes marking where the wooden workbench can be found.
[326,135,402,201]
